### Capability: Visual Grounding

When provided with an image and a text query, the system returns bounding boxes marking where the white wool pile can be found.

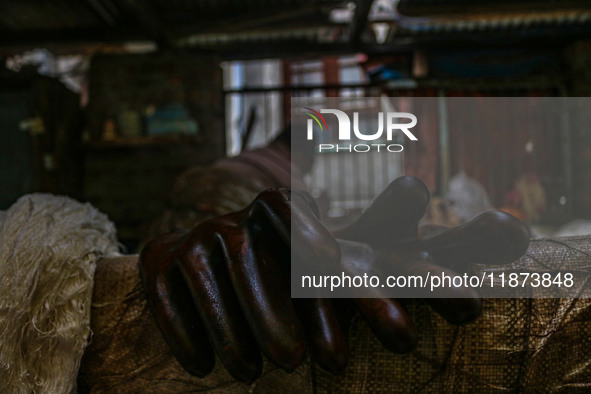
[0,194,120,393]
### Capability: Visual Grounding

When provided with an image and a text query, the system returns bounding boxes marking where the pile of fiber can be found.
[0,194,119,393]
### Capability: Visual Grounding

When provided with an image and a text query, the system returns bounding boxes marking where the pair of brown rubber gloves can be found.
[139,176,530,383]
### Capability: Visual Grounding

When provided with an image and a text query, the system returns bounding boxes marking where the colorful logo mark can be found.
[303,107,328,132]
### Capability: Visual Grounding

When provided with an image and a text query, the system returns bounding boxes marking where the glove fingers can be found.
[250,189,341,272]
[139,232,215,377]
[177,223,263,383]
[221,220,307,372]
[337,239,417,353]
[294,297,349,374]
[418,224,449,239]
[354,296,417,353]
[419,210,530,268]
[388,254,482,325]
[424,297,482,325]
[412,267,482,325]
[336,176,430,246]
[242,188,348,373]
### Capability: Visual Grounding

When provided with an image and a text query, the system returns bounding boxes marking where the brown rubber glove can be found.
[139,176,530,383]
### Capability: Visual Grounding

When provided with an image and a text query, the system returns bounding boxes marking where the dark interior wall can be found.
[0,71,83,209]
[566,40,591,220]
[84,51,225,243]
[0,89,34,209]
[35,77,85,198]
[87,51,224,148]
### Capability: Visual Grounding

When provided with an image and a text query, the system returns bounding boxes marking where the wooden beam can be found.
[0,27,148,47]
[83,0,118,26]
[109,0,174,48]
[349,0,374,44]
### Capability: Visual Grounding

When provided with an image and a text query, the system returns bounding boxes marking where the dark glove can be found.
[333,175,530,349]
[139,176,530,383]
[139,188,341,383]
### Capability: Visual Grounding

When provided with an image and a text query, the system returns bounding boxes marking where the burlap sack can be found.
[82,237,591,393]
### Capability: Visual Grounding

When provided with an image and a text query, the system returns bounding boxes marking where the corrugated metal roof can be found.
[0,0,344,48]
[397,0,591,16]
[0,1,590,56]
[179,26,342,48]
[395,9,591,34]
